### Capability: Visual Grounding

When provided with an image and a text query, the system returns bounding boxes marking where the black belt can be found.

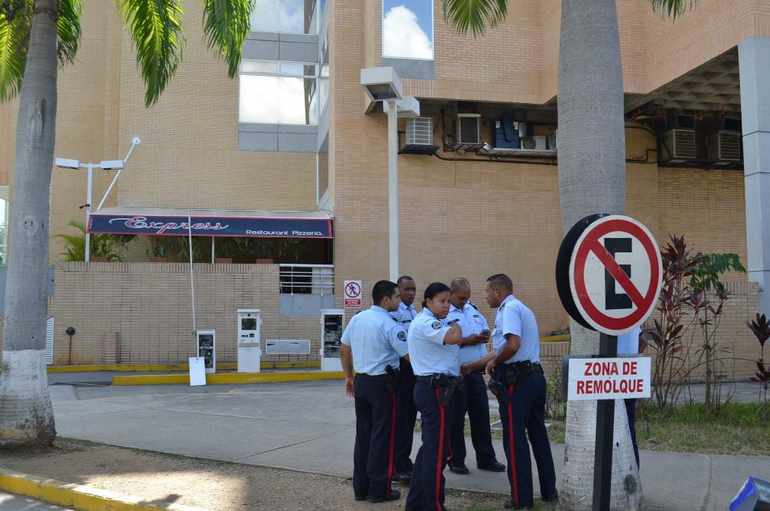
[510,361,544,374]
[415,374,460,385]
[356,373,390,379]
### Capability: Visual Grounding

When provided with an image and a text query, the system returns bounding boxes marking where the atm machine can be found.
[320,309,345,372]
[237,309,262,373]
[196,329,216,374]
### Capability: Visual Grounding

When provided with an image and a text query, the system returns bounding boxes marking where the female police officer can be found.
[404,282,462,511]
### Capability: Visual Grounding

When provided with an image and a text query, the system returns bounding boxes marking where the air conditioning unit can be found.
[708,131,741,162]
[662,129,696,162]
[456,114,481,145]
[406,117,433,146]
[520,135,547,151]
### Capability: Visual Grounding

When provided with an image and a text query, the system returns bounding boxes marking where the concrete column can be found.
[739,37,770,315]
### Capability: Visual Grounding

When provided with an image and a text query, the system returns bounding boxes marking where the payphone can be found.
[196,329,216,374]
[320,309,345,372]
[237,309,262,373]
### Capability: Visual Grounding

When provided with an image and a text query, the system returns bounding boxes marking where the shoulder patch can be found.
[397,331,407,341]
[431,321,442,330]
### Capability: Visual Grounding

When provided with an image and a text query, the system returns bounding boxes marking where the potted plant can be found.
[56,220,136,262]
[214,237,246,263]
[252,240,274,264]
[147,237,170,262]
[173,235,206,263]
[274,238,310,263]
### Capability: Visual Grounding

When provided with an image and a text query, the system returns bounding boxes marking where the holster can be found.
[385,365,400,395]
[430,374,463,407]
[502,363,520,385]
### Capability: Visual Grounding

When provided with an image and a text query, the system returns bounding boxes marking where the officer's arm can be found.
[492,334,521,365]
[465,351,495,373]
[443,323,462,345]
[341,344,353,379]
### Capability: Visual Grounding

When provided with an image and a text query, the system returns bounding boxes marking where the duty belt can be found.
[356,373,391,379]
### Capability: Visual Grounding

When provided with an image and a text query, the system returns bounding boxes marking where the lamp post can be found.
[55,137,141,262]
[360,68,419,282]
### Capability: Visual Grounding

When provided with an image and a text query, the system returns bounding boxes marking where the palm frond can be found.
[650,0,698,20]
[201,0,253,78]
[442,0,508,37]
[119,0,185,106]
[0,1,31,102]
[58,0,83,65]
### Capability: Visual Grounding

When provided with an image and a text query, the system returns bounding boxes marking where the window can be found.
[382,0,434,60]
[0,186,8,265]
[250,0,318,34]
[319,36,329,114]
[239,60,319,125]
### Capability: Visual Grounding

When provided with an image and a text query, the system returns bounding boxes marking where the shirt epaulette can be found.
[469,302,479,311]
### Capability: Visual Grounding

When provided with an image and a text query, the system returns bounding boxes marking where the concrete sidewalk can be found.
[46,379,768,511]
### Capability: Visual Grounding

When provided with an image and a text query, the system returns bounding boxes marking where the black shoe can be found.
[354,494,367,501]
[504,500,533,510]
[477,460,506,472]
[542,490,559,503]
[449,463,470,475]
[395,471,412,484]
[368,489,401,503]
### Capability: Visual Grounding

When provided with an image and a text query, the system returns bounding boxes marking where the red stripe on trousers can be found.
[387,392,397,497]
[508,384,519,507]
[436,389,445,511]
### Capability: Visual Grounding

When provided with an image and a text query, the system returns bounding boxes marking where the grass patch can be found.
[547,402,770,456]
[57,437,101,447]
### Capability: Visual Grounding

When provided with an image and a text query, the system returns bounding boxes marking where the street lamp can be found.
[360,67,419,282]
[55,137,141,262]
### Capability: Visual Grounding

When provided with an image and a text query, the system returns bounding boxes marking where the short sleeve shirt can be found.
[341,305,407,375]
[617,327,641,355]
[492,294,541,364]
[407,309,460,377]
[447,302,489,364]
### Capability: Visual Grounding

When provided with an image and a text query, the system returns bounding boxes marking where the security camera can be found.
[65,327,76,336]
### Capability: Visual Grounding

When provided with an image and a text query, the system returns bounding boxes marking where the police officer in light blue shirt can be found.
[390,276,419,482]
[446,278,506,476]
[617,326,644,468]
[341,280,409,504]
[464,274,557,509]
[404,282,462,511]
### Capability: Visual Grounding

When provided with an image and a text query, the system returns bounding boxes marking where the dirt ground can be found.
[0,439,550,511]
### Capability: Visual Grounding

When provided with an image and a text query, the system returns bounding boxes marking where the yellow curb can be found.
[0,467,210,511]
[541,334,570,343]
[45,361,320,373]
[112,371,345,386]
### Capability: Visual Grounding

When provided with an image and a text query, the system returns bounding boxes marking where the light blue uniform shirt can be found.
[341,305,408,376]
[407,309,460,377]
[390,301,417,326]
[617,327,641,355]
[492,294,540,364]
[447,302,490,364]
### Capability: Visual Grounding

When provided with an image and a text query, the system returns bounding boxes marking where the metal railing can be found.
[279,264,334,295]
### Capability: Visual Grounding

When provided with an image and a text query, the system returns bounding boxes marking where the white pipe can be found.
[387,99,399,282]
[85,164,93,262]
[96,168,122,212]
[211,236,215,264]
[188,209,197,336]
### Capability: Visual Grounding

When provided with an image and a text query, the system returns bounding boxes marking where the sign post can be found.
[555,214,661,511]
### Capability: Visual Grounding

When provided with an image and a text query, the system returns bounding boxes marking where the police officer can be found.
[390,275,419,482]
[404,282,462,511]
[617,325,645,468]
[464,274,557,509]
[341,280,409,504]
[447,278,506,475]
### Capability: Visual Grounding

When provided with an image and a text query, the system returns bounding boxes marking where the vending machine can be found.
[320,309,345,372]
[237,309,262,373]
[196,329,216,374]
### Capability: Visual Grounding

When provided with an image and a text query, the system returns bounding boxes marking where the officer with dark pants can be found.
[447,278,505,474]
[341,280,408,504]
[465,274,557,510]
[404,283,463,511]
[391,276,419,482]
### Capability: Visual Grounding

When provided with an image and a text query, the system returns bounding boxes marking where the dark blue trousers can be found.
[449,370,497,467]
[625,398,640,468]
[353,376,397,500]
[495,369,556,508]
[406,379,455,511]
[395,358,418,473]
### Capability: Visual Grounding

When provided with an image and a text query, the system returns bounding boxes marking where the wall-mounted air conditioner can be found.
[406,117,433,146]
[662,129,696,162]
[708,131,741,162]
[456,114,481,145]
[520,135,547,151]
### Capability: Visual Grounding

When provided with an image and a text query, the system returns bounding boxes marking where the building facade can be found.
[0,0,768,377]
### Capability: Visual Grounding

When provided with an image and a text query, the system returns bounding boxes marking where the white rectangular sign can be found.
[567,357,651,401]
[189,356,207,387]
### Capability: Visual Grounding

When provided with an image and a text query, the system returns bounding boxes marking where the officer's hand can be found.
[486,359,499,375]
[460,364,470,377]
[464,334,483,346]
[345,377,355,397]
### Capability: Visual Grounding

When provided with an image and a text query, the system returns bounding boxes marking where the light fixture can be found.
[55,158,80,169]
[360,67,403,102]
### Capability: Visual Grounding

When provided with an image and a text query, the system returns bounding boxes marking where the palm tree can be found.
[443,0,695,509]
[0,0,253,449]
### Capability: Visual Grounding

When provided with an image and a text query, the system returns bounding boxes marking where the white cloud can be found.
[383,5,433,60]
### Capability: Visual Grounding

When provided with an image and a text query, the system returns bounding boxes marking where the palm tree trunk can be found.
[557,0,641,509]
[0,0,59,449]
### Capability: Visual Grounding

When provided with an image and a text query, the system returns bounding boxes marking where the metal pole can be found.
[188,209,197,335]
[211,236,215,264]
[96,167,123,212]
[387,99,399,282]
[592,333,617,511]
[85,164,93,262]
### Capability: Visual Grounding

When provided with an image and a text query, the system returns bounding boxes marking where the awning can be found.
[88,208,333,239]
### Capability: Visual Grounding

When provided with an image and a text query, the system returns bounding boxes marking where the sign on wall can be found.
[343,280,362,308]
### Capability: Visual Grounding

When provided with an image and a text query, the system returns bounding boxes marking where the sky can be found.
[383,0,434,60]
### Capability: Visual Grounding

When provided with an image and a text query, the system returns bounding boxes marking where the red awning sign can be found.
[563,215,662,335]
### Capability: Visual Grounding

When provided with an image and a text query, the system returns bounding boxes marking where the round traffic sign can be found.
[555,214,662,335]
